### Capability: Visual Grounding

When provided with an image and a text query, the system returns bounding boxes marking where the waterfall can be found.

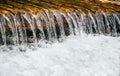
[23,12,38,44]
[14,12,24,44]
[68,12,79,35]
[54,10,65,39]
[0,10,120,45]
[34,13,45,41]
[61,12,74,35]
[4,13,19,45]
[0,14,6,45]
[113,13,120,35]
[40,11,52,40]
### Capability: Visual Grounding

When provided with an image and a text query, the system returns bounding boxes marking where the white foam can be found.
[0,35,120,76]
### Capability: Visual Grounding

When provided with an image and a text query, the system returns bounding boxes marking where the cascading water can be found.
[34,13,45,41]
[61,12,74,35]
[0,10,120,45]
[40,11,52,41]
[47,10,57,41]
[23,12,38,45]
[54,10,66,39]
[0,14,6,45]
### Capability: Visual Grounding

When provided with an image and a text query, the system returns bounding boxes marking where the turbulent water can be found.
[0,35,120,76]
[0,10,120,76]
[0,10,120,45]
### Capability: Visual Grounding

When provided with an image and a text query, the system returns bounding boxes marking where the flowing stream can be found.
[0,10,120,45]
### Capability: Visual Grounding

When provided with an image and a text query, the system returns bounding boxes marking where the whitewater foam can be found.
[0,35,120,76]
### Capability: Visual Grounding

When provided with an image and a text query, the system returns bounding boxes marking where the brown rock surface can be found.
[0,0,120,14]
